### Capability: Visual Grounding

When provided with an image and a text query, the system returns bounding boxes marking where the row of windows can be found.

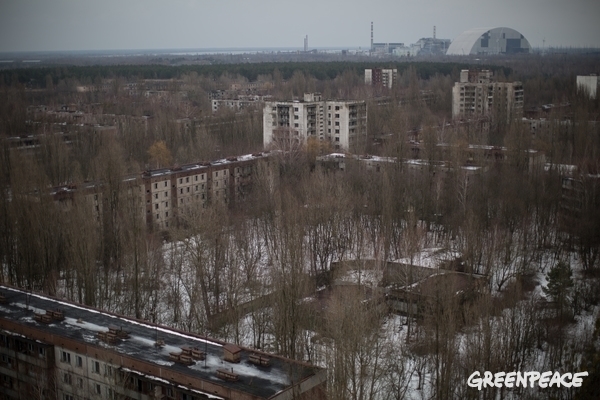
[179,184,206,194]
[60,351,113,377]
[0,373,13,389]
[0,334,46,358]
[178,174,205,185]
[153,173,208,191]
[63,384,114,400]
[60,373,209,400]
[154,191,169,199]
[180,194,206,203]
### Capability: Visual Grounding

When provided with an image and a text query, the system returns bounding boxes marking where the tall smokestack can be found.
[371,22,373,52]
[433,25,436,40]
[304,35,308,52]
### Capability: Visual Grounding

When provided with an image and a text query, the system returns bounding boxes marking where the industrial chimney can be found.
[371,22,374,52]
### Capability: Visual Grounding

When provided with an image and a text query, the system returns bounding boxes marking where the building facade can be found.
[263,93,367,152]
[577,75,598,99]
[452,69,524,120]
[0,286,327,400]
[371,43,404,55]
[364,68,397,89]
[48,152,274,233]
[211,95,272,113]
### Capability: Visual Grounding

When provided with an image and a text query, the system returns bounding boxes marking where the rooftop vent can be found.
[108,325,130,339]
[34,309,64,324]
[169,346,205,364]
[169,351,194,365]
[97,325,129,345]
[181,346,206,360]
[216,368,239,382]
[248,353,271,367]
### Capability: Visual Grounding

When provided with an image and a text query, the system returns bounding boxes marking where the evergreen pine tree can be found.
[543,261,574,319]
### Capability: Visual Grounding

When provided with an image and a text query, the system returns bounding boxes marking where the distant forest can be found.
[2,61,505,87]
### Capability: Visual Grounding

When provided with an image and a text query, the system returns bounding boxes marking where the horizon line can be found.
[0,46,373,55]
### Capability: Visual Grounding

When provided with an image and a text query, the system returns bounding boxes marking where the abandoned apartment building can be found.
[47,152,274,232]
[0,285,327,400]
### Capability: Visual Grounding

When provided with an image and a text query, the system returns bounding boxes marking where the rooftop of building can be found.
[142,151,272,178]
[0,285,320,399]
[264,93,365,105]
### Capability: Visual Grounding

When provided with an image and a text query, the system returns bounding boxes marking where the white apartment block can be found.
[577,74,598,99]
[365,68,398,89]
[263,93,367,152]
[452,69,523,120]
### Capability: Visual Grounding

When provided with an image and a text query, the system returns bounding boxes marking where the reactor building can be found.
[446,27,531,55]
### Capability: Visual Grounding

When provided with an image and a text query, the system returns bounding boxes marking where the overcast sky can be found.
[1,0,599,52]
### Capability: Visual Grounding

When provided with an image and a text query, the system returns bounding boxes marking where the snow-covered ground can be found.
[47,216,600,399]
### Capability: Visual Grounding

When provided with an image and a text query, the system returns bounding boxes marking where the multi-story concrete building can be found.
[371,43,405,55]
[145,170,173,231]
[142,154,270,230]
[211,96,272,113]
[211,164,230,204]
[263,93,367,152]
[577,74,598,99]
[411,37,451,56]
[364,68,397,89]
[452,69,524,121]
[172,164,209,219]
[559,172,600,235]
[0,285,327,400]
[49,152,274,233]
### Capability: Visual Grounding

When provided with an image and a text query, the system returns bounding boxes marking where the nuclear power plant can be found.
[368,23,530,57]
[446,27,531,55]
[369,22,450,57]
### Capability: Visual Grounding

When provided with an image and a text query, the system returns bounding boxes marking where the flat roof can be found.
[144,152,271,176]
[0,285,319,399]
